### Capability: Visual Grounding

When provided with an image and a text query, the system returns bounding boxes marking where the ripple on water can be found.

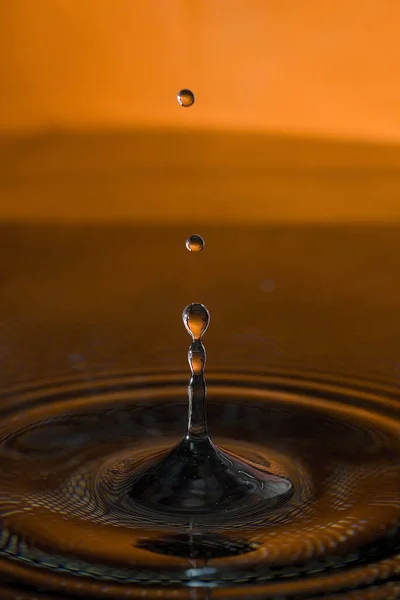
[0,370,398,599]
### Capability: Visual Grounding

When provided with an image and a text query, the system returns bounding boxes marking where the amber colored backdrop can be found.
[1,0,400,222]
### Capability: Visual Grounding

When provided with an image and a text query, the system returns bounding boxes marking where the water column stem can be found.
[182,303,210,442]
[187,340,208,440]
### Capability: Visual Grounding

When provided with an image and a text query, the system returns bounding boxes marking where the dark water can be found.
[0,224,399,599]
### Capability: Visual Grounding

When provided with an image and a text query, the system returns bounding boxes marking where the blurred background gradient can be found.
[1,0,400,223]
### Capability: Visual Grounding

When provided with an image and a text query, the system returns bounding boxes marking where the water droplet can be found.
[177,89,195,108]
[186,234,204,252]
[182,303,209,341]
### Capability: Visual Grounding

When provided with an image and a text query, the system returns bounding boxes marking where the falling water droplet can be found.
[177,89,195,107]
[186,234,205,252]
[182,303,209,341]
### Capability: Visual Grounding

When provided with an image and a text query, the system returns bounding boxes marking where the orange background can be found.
[1,0,400,222]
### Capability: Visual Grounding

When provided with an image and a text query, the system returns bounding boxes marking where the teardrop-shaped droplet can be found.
[186,234,204,252]
[177,89,195,108]
[182,303,209,341]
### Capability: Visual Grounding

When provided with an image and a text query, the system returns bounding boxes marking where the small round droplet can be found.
[182,303,210,341]
[186,234,204,252]
[177,89,195,108]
